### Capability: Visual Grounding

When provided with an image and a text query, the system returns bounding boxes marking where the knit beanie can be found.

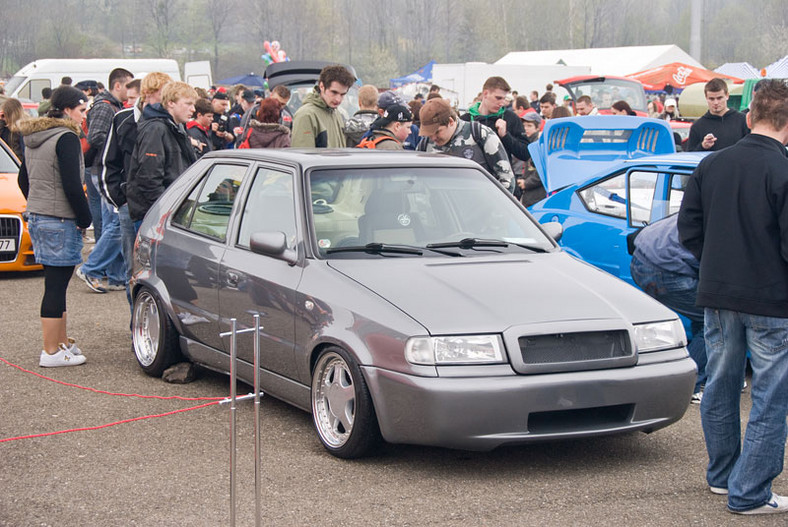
[50,86,88,112]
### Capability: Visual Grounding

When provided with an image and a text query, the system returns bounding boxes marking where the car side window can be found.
[668,174,687,216]
[578,173,627,219]
[237,167,296,249]
[171,164,246,241]
[627,171,658,226]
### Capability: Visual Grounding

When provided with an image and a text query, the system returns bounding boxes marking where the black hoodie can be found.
[126,103,197,221]
[687,109,749,152]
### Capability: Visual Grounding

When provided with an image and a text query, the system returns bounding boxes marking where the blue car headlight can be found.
[405,335,506,365]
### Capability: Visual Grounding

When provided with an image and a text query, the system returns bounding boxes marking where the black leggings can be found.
[41,265,75,318]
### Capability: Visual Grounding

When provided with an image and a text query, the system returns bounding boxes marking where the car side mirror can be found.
[249,231,298,265]
[542,222,563,242]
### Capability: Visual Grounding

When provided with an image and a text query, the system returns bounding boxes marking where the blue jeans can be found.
[81,198,126,285]
[118,204,136,307]
[630,254,706,392]
[85,169,102,240]
[702,308,788,512]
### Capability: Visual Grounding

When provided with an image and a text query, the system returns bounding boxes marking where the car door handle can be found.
[226,270,241,287]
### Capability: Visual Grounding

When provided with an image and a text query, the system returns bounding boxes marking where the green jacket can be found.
[291,88,346,148]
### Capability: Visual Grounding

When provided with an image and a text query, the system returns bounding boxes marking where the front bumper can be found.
[362,349,695,451]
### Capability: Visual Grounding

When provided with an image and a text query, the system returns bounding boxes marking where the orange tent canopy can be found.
[626,62,743,91]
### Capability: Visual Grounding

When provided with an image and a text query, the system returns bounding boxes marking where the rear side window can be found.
[578,173,628,219]
[171,164,247,241]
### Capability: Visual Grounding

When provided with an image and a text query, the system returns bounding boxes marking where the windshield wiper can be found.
[326,243,423,255]
[426,237,549,253]
[426,238,508,249]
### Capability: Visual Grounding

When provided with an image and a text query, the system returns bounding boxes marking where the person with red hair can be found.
[245,97,291,148]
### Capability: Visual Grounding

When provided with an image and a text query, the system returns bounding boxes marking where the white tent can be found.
[714,62,760,79]
[765,55,788,78]
[496,45,703,77]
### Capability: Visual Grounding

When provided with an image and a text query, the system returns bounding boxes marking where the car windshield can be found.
[309,166,554,257]
[286,82,359,121]
[568,79,647,112]
[0,140,19,172]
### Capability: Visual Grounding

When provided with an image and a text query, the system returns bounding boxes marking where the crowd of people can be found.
[7,62,788,516]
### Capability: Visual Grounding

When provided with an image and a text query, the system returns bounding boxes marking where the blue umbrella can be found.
[216,73,267,87]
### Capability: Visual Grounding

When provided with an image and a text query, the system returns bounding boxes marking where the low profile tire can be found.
[132,287,182,377]
[311,347,382,459]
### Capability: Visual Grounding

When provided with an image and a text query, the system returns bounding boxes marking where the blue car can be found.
[528,116,709,286]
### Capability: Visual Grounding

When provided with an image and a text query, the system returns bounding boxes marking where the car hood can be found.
[0,171,26,212]
[327,252,670,334]
[528,116,676,193]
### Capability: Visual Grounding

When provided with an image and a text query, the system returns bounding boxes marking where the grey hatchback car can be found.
[130,149,696,458]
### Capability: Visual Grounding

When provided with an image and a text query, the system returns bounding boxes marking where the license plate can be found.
[0,238,16,252]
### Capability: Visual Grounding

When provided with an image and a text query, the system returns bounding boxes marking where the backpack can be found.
[356,135,397,149]
[416,120,499,176]
[237,127,253,149]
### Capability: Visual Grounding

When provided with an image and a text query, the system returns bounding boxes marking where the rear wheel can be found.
[311,347,382,458]
[132,287,182,376]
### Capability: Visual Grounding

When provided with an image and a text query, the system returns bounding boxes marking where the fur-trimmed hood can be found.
[17,117,80,137]
[17,117,81,149]
[249,120,290,135]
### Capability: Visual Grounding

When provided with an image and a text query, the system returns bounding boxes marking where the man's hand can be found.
[495,118,507,138]
[702,133,717,150]
[211,122,219,133]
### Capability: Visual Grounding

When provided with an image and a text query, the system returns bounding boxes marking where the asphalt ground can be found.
[1,266,786,526]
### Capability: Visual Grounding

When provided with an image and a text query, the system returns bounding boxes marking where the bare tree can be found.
[207,0,237,73]
[148,0,177,58]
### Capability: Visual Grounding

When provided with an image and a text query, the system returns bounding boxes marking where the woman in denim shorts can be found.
[17,86,92,367]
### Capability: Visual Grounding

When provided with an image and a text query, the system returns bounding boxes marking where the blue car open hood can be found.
[528,116,676,193]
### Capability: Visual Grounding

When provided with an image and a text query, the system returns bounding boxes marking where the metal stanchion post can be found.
[253,314,262,527]
[218,318,265,526]
[229,317,237,527]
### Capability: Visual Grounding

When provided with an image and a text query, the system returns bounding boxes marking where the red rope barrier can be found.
[0,401,221,443]
[0,357,225,401]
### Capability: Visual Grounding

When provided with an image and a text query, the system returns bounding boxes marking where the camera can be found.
[216,114,228,133]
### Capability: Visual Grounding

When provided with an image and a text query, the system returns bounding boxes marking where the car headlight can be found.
[633,320,686,353]
[405,335,506,365]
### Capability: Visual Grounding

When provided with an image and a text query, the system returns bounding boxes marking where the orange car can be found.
[0,138,41,271]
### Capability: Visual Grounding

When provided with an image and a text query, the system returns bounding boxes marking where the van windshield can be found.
[5,76,26,95]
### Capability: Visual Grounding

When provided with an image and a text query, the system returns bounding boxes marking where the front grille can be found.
[519,330,631,365]
[0,216,21,262]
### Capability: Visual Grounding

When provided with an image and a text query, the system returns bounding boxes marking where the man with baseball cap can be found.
[357,104,413,150]
[416,98,513,188]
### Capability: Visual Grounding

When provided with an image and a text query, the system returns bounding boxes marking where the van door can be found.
[184,61,213,89]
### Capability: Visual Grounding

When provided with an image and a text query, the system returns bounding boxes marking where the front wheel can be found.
[311,347,382,458]
[132,287,182,377]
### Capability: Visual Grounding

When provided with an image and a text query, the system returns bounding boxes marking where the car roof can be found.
[199,148,484,171]
[561,151,710,191]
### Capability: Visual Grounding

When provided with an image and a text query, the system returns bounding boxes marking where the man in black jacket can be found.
[687,78,749,152]
[126,81,198,224]
[99,72,172,306]
[678,79,788,515]
[461,76,530,164]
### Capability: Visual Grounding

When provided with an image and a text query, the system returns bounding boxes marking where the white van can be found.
[5,58,212,102]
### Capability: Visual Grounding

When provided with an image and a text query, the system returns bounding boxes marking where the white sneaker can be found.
[709,486,728,495]
[691,392,703,404]
[732,493,788,515]
[39,345,86,367]
[64,337,82,356]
